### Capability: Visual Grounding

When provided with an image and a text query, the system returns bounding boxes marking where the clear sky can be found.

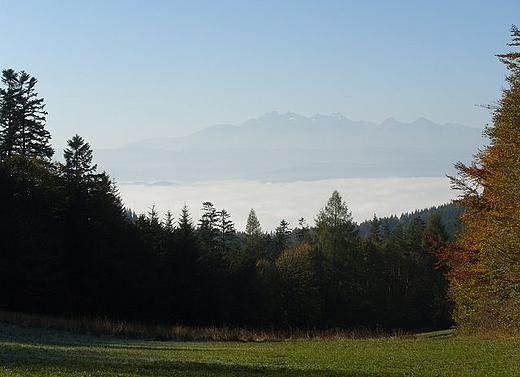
[2,0,519,148]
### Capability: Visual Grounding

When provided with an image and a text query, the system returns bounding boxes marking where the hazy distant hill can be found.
[95,112,487,182]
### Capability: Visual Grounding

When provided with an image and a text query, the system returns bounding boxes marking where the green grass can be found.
[2,324,520,376]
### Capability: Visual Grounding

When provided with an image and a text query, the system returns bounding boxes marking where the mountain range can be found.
[94,112,487,183]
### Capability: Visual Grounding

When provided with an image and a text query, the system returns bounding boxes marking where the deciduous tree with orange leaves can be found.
[446,26,520,334]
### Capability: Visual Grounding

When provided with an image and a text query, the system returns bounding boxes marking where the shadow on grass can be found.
[2,360,395,377]
[0,324,396,377]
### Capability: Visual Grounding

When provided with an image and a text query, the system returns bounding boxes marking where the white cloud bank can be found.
[118,177,456,232]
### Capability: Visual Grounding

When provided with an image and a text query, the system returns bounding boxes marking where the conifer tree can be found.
[446,26,520,334]
[273,219,292,256]
[314,190,357,260]
[245,208,262,237]
[216,208,235,255]
[244,208,263,259]
[314,190,359,326]
[198,201,219,255]
[63,134,97,187]
[368,215,382,245]
[177,204,196,241]
[0,69,53,159]
[295,217,309,243]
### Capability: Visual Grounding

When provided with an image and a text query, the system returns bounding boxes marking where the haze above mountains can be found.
[95,112,487,183]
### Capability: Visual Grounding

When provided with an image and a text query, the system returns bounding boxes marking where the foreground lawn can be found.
[1,324,520,376]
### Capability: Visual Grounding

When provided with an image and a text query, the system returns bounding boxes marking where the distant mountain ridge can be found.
[125,111,478,150]
[95,112,487,182]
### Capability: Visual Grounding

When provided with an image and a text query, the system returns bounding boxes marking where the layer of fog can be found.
[118,177,456,232]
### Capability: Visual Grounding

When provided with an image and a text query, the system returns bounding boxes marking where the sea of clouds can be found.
[118,177,456,232]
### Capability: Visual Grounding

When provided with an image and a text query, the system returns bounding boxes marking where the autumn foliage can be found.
[445,26,520,335]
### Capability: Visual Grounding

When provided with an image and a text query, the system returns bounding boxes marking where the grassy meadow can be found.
[2,322,520,377]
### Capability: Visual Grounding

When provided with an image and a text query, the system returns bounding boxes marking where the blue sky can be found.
[2,1,519,148]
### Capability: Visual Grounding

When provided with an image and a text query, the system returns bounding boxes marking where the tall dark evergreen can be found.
[63,134,97,186]
[174,204,206,323]
[314,190,359,326]
[244,208,263,259]
[295,217,310,243]
[216,208,236,255]
[314,190,358,260]
[198,201,219,256]
[0,69,53,159]
[273,219,292,256]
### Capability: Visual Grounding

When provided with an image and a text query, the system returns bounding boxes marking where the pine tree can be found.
[216,208,235,255]
[244,208,263,259]
[273,219,292,257]
[295,217,309,243]
[423,212,448,249]
[63,134,97,188]
[368,215,382,245]
[314,190,357,260]
[0,70,18,158]
[198,201,219,255]
[172,203,202,323]
[177,204,195,241]
[0,69,53,159]
[163,210,175,233]
[245,208,262,237]
[314,190,359,326]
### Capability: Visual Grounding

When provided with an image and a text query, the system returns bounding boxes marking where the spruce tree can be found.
[216,208,235,255]
[245,208,262,236]
[0,69,53,159]
[198,201,219,255]
[273,219,292,256]
[63,134,97,187]
[244,208,263,259]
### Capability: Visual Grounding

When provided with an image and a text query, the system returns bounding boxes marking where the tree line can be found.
[0,68,455,331]
[3,25,517,336]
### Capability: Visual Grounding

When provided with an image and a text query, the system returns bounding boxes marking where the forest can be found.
[0,68,459,332]
[4,26,520,336]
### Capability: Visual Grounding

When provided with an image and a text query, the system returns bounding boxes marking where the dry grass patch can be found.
[0,311,410,341]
